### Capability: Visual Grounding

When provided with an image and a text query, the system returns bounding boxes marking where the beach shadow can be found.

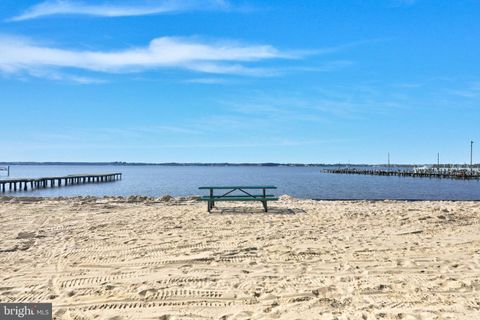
[213,206,302,215]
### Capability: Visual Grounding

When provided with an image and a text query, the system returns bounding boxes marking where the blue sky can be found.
[0,0,479,164]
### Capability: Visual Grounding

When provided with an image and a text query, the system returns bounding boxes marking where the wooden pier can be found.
[0,173,122,193]
[325,168,480,180]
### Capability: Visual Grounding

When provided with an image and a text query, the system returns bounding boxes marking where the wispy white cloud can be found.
[282,60,355,74]
[448,82,480,98]
[0,35,296,78]
[9,0,232,21]
[17,124,348,150]
[9,137,349,150]
[185,77,229,84]
[25,68,106,84]
[216,84,415,126]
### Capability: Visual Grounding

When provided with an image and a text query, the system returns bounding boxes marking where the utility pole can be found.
[471,141,474,172]
[388,152,390,169]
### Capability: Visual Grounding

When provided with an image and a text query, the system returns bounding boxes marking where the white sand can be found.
[0,196,479,319]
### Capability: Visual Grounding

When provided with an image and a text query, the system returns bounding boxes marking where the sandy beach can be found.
[0,196,479,319]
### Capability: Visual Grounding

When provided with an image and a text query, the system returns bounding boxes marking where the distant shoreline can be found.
[1,162,478,168]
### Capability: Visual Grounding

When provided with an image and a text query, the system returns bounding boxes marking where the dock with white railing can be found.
[325,167,480,180]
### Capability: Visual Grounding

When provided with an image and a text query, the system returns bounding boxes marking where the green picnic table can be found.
[198,186,278,213]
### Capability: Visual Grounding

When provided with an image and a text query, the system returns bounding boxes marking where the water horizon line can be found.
[0,161,479,167]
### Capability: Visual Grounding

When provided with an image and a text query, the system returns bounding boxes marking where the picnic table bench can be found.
[199,186,278,213]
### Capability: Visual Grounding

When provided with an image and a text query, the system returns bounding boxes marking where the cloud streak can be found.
[9,0,232,21]
[0,35,296,78]
[448,82,480,98]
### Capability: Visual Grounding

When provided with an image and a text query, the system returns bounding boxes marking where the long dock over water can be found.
[0,173,122,193]
[325,168,480,180]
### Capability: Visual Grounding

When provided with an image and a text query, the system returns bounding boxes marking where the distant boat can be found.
[0,166,9,177]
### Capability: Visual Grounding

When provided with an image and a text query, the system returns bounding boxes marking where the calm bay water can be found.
[1,165,480,200]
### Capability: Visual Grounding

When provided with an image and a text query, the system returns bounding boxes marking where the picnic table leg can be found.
[262,201,268,212]
[262,188,267,212]
[208,188,213,212]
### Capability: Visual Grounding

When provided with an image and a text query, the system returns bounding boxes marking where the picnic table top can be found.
[198,185,277,190]
[200,196,279,201]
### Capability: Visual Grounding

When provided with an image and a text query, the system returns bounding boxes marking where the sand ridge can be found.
[0,196,479,319]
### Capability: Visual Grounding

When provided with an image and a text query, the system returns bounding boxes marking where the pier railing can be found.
[0,173,122,193]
